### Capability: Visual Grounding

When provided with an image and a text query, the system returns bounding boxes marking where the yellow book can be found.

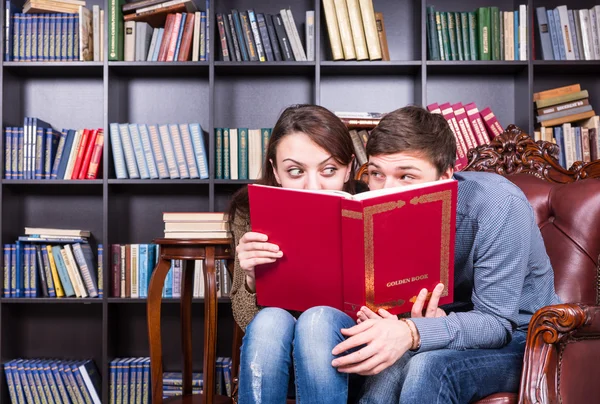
[322,0,344,60]
[46,245,65,297]
[333,0,356,60]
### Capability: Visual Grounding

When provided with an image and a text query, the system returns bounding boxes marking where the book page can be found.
[349,178,456,201]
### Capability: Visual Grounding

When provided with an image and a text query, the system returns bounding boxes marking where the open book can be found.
[248,179,458,316]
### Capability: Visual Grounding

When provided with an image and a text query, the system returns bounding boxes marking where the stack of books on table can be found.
[163,212,229,239]
[535,83,596,127]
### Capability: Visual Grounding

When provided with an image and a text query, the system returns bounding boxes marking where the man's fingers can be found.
[411,288,428,318]
[377,308,395,319]
[426,283,445,317]
[359,306,381,319]
[332,321,375,354]
[336,354,385,375]
[331,342,377,369]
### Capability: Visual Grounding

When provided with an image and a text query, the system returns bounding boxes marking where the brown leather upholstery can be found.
[464,126,600,404]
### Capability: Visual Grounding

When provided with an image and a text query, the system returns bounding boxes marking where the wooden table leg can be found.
[181,259,194,396]
[203,246,218,404]
[147,256,173,404]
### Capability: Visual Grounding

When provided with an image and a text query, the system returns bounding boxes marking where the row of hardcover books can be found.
[2,242,102,298]
[4,359,101,404]
[217,7,311,62]
[536,6,600,61]
[125,11,206,62]
[4,123,104,180]
[214,127,271,180]
[322,0,389,61]
[427,5,528,61]
[109,122,209,180]
[427,102,503,171]
[111,244,232,298]
[535,118,600,168]
[4,2,100,62]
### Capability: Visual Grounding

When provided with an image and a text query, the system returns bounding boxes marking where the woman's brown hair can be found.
[227,104,356,225]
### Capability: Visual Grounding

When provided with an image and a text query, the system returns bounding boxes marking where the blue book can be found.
[15,241,23,297]
[60,14,67,61]
[109,359,119,404]
[129,359,140,403]
[158,124,180,179]
[135,358,144,403]
[4,244,11,298]
[552,9,566,60]
[109,123,128,179]
[164,264,173,297]
[31,15,38,61]
[173,13,187,61]
[24,360,43,403]
[23,244,31,297]
[188,123,209,179]
[55,14,62,61]
[72,243,99,297]
[151,28,163,61]
[98,244,103,298]
[17,127,24,179]
[71,362,94,404]
[74,14,79,60]
[553,127,566,168]
[10,244,16,297]
[51,361,70,404]
[574,127,582,161]
[24,15,31,61]
[146,124,169,179]
[5,1,19,61]
[536,7,554,60]
[77,360,101,404]
[205,0,210,59]
[122,359,133,404]
[63,362,83,402]
[50,129,69,178]
[43,14,50,61]
[118,123,141,179]
[168,123,190,179]
[9,127,17,179]
[37,360,55,404]
[17,360,35,403]
[51,245,75,297]
[138,244,148,298]
[41,361,59,404]
[30,360,48,404]
[44,128,60,179]
[137,124,159,179]
[41,246,56,297]
[34,126,46,179]
[231,9,249,61]
[142,358,151,404]
[128,123,150,179]
[67,13,74,61]
[4,360,21,403]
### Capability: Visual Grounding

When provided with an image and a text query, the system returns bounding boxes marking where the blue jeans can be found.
[357,330,527,404]
[238,306,357,404]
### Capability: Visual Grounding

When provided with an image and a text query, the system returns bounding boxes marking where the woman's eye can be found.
[288,168,303,177]
[323,167,337,176]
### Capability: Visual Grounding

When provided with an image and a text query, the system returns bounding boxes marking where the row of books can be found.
[428,102,503,171]
[215,127,271,180]
[110,243,232,298]
[4,124,104,180]
[109,122,208,180]
[536,6,600,61]
[217,8,311,62]
[534,117,600,168]
[534,84,596,127]
[4,359,101,404]
[125,11,206,62]
[3,237,102,298]
[111,0,208,61]
[322,0,389,61]
[4,1,100,62]
[427,5,528,61]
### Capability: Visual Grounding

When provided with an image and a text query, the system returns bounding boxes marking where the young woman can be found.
[228,104,366,404]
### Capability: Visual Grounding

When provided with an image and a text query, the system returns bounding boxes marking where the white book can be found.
[519,4,528,60]
[146,28,159,61]
[130,244,139,298]
[305,10,315,61]
[229,128,238,180]
[589,8,600,59]
[594,6,600,59]
[578,9,593,60]
[100,9,104,61]
[124,20,136,61]
[192,11,201,61]
[358,0,382,60]
[62,244,88,298]
[78,363,101,404]
[248,129,262,180]
[135,21,153,61]
[280,8,306,61]
[286,8,307,61]
[92,5,100,61]
[152,28,164,61]
[158,124,180,179]
[556,6,574,60]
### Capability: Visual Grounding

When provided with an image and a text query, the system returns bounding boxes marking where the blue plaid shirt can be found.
[410,172,561,352]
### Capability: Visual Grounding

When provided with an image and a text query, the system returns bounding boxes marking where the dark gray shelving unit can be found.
[1,0,599,401]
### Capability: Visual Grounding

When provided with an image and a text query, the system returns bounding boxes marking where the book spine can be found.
[86,129,104,179]
[480,107,504,138]
[358,0,381,60]
[216,13,230,61]
[73,243,99,297]
[464,103,491,145]
[178,123,200,178]
[247,9,265,61]
[273,14,293,61]
[112,244,121,298]
[374,12,390,61]
[440,104,468,171]
[238,128,249,180]
[256,13,274,61]
[226,13,242,61]
[478,7,491,60]
[452,103,478,150]
[109,0,124,60]
[158,124,180,178]
[231,10,249,61]
[341,198,365,316]
[147,124,169,179]
[239,11,257,61]
[322,0,343,60]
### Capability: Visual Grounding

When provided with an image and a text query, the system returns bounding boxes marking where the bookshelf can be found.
[1,0,599,402]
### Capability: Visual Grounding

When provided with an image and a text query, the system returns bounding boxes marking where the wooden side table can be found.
[147,238,233,404]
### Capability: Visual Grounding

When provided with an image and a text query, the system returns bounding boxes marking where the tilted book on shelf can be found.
[248,179,457,316]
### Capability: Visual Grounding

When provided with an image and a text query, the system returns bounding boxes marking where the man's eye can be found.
[370,171,383,178]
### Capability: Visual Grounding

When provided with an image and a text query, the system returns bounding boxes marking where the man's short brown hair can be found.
[366,105,456,175]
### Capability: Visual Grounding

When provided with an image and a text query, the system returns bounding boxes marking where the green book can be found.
[454,12,464,60]
[446,12,457,60]
[477,7,491,60]
[435,11,446,60]
[108,0,125,60]
[440,12,451,61]
[223,128,230,180]
[238,128,249,180]
[426,6,440,60]
[461,12,471,60]
[490,7,500,60]
[468,11,478,60]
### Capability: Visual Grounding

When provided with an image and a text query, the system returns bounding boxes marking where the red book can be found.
[480,107,504,138]
[70,129,90,180]
[86,129,104,179]
[78,129,98,179]
[157,13,176,62]
[452,102,478,150]
[165,13,183,62]
[426,102,442,114]
[248,180,457,316]
[464,103,491,145]
[177,13,196,61]
[439,103,469,171]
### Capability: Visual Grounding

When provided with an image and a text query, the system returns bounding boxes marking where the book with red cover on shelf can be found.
[248,179,457,317]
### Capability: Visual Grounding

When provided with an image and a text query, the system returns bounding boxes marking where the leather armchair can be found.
[463,125,600,404]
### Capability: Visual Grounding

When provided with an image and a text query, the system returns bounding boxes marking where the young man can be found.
[331,105,561,403]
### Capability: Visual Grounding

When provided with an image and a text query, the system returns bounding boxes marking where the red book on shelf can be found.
[70,129,91,180]
[157,13,176,61]
[426,102,442,114]
[439,103,469,171]
[480,107,504,138]
[464,103,492,145]
[248,180,457,316]
[85,129,104,179]
[78,129,98,179]
[452,102,478,150]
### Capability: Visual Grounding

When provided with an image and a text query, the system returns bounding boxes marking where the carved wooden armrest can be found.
[519,303,600,404]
